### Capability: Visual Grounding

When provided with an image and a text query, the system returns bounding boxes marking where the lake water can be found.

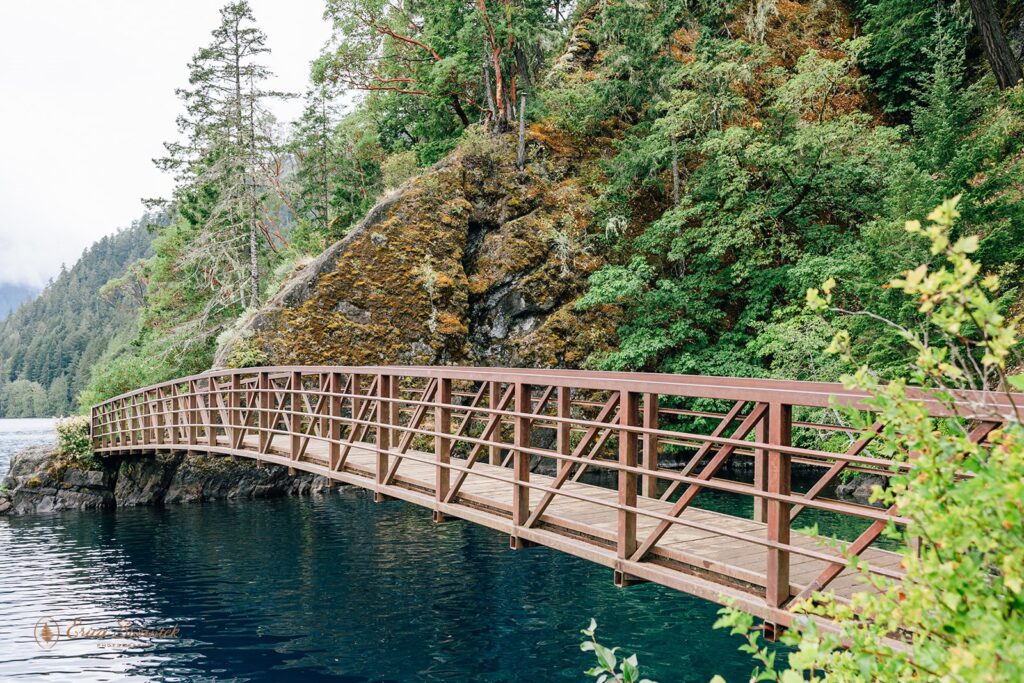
[0,417,55,473]
[0,419,801,682]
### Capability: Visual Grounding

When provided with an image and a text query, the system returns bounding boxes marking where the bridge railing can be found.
[91,366,1020,613]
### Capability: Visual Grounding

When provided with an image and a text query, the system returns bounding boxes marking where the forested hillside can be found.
[0,216,154,416]
[79,0,1023,406]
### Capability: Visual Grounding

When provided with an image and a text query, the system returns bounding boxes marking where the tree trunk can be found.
[249,204,259,308]
[968,0,1023,89]
[671,136,680,206]
[450,95,470,127]
[248,87,260,308]
[517,93,527,171]
[482,58,497,131]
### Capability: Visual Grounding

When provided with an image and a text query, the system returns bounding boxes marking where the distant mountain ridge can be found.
[0,284,38,321]
[0,215,157,417]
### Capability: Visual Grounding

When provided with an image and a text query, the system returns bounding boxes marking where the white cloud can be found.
[0,0,331,288]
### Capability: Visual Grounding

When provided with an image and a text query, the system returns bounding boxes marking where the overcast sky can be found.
[0,1,332,288]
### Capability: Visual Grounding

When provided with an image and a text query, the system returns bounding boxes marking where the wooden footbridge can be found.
[90,366,1018,628]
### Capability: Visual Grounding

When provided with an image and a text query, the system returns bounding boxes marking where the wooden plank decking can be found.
[100,431,899,620]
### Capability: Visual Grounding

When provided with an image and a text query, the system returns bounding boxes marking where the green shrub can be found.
[580,620,653,683]
[713,198,1024,680]
[381,150,420,190]
[225,336,270,369]
[77,352,169,409]
[54,415,98,470]
[56,415,91,457]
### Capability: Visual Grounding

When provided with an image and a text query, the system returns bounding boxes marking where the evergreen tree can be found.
[153,0,284,314]
[290,89,384,251]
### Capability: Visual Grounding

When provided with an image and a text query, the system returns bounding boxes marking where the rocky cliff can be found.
[0,445,329,516]
[217,128,621,370]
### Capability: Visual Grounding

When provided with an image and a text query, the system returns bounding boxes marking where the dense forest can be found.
[0,217,154,416]
[10,0,1019,410]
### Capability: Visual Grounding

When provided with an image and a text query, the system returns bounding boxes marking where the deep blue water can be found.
[0,419,775,682]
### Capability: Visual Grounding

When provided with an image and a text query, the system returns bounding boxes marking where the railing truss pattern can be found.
[91,366,1020,627]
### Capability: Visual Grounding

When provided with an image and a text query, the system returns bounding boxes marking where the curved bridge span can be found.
[91,366,1017,627]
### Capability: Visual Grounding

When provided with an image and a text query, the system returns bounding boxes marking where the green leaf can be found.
[594,642,618,672]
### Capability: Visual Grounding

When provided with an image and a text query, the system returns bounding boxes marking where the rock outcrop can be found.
[216,127,621,371]
[835,473,887,505]
[0,445,331,516]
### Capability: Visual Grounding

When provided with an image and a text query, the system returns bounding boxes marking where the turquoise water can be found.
[0,420,816,682]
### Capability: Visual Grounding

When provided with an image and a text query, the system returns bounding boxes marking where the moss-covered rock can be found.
[218,127,620,370]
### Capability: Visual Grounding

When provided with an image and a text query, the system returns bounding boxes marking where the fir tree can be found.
[153,0,284,314]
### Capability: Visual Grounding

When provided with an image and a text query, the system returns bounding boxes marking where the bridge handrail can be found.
[92,364,1024,420]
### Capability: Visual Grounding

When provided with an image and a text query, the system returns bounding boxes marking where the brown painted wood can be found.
[436,377,452,504]
[766,402,793,608]
[641,393,659,498]
[376,373,393,487]
[513,382,532,527]
[618,391,640,559]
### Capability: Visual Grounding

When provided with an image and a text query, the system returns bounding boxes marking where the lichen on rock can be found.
[217,126,620,371]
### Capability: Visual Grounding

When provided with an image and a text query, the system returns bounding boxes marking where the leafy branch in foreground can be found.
[580,620,654,683]
[711,196,1024,680]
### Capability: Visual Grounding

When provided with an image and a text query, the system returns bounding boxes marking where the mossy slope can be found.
[222,130,618,369]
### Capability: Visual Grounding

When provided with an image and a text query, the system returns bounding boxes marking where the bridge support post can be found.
[351,373,362,439]
[613,570,648,588]
[512,382,532,529]
[91,405,99,451]
[207,379,218,449]
[328,372,342,472]
[187,380,199,447]
[168,385,179,448]
[753,412,769,523]
[141,391,150,446]
[289,371,302,474]
[618,391,640,560]
[641,393,659,498]
[153,389,165,448]
[132,394,140,448]
[488,381,502,465]
[434,377,452,519]
[229,374,240,451]
[556,387,571,477]
[376,373,393,501]
[766,402,792,608]
[257,372,269,455]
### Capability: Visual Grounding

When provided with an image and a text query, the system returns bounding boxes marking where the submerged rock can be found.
[836,473,887,505]
[0,444,333,516]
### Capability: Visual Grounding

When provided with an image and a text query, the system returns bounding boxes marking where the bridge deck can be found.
[112,433,900,609]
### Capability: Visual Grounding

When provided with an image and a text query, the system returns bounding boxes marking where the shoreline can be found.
[0,443,332,517]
